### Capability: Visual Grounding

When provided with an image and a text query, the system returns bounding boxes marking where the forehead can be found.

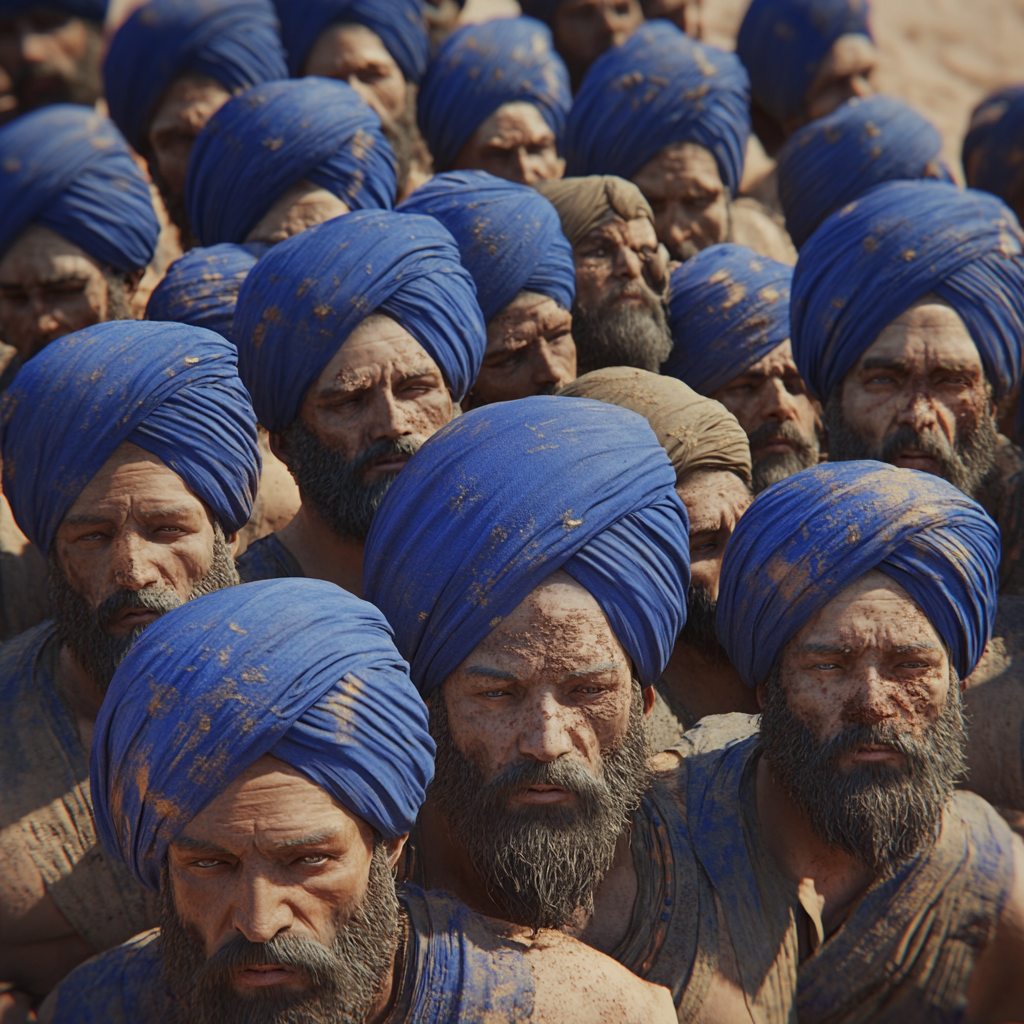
[863,299,981,368]
[0,224,102,281]
[819,33,878,81]
[633,141,723,192]
[315,314,439,387]
[738,338,797,377]
[585,213,658,250]
[315,22,395,66]
[149,73,232,130]
[676,470,750,525]
[491,291,568,330]
[475,101,553,145]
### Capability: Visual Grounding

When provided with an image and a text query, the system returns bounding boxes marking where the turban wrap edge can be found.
[962,85,1024,205]
[535,175,654,250]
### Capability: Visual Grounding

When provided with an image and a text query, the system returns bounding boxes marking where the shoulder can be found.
[0,621,55,698]
[236,532,302,582]
[657,712,760,766]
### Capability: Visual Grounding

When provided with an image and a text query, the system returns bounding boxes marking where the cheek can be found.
[406,390,454,434]
[688,556,722,595]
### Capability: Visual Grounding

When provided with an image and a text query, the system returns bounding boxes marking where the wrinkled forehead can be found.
[475,101,554,147]
[313,21,396,68]
[814,32,878,86]
[676,469,751,530]
[864,296,982,370]
[587,209,658,250]
[0,223,102,282]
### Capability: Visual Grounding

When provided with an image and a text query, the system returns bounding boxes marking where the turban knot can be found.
[234,209,485,430]
[0,105,158,272]
[564,21,750,196]
[536,175,654,250]
[963,86,1024,208]
[398,171,574,320]
[717,461,1000,686]
[104,0,288,153]
[186,77,396,246]
[791,179,1024,400]
[92,578,434,891]
[0,321,260,553]
[363,395,691,695]
[417,17,571,172]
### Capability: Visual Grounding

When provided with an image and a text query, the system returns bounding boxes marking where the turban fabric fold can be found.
[145,243,265,341]
[274,0,428,83]
[0,0,106,17]
[536,175,654,249]
[0,322,260,553]
[398,171,574,320]
[0,105,158,272]
[717,461,1000,687]
[665,244,793,395]
[234,209,485,430]
[417,17,571,172]
[779,95,946,249]
[92,578,435,891]
[963,86,1024,207]
[559,369,752,487]
[186,78,396,246]
[737,0,873,124]
[104,0,288,154]
[791,180,1024,400]
[363,395,691,695]
[564,22,750,195]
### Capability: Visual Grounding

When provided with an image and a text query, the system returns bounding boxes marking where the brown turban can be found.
[536,175,654,249]
[559,368,752,487]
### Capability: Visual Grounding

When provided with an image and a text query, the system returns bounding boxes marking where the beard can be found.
[159,843,400,1024]
[285,421,420,544]
[48,524,239,692]
[100,268,135,322]
[678,583,731,666]
[571,282,673,376]
[143,153,198,250]
[824,391,999,502]
[427,685,652,930]
[12,21,103,115]
[747,419,821,495]
[759,670,967,877]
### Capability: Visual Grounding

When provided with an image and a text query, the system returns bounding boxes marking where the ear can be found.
[642,684,656,719]
[268,429,292,470]
[386,833,408,868]
[226,530,241,559]
[755,682,768,711]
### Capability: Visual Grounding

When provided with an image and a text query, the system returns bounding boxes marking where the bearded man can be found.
[103,0,287,246]
[399,172,577,407]
[963,85,1024,224]
[0,322,260,1017]
[537,176,672,374]
[665,243,822,493]
[233,210,484,595]
[791,180,1024,594]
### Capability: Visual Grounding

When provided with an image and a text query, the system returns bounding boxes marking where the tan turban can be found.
[536,175,654,249]
[559,368,752,487]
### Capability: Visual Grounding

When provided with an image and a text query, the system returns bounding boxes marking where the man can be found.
[273,0,430,199]
[0,321,260,1013]
[963,84,1024,224]
[364,396,716,1011]
[233,210,484,594]
[665,243,822,493]
[558,368,758,746]
[791,179,1024,593]
[737,0,878,155]
[104,0,288,245]
[186,78,396,248]
[38,578,677,1024]
[399,171,577,407]
[0,104,159,376]
[417,17,570,187]
[537,175,672,374]
[0,0,104,125]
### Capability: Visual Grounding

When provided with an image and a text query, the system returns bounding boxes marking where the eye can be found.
[193,858,225,869]
[811,663,841,671]
[297,854,330,866]
[575,685,602,695]
[483,689,509,698]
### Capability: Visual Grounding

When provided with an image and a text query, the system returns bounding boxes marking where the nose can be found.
[845,667,898,726]
[232,874,295,945]
[345,76,384,117]
[20,28,54,65]
[760,376,799,423]
[32,300,62,344]
[368,385,415,444]
[614,242,644,281]
[517,691,576,763]
[107,529,165,592]
[896,391,940,435]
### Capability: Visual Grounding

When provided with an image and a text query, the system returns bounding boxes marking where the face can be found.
[452,101,565,186]
[464,292,575,410]
[639,0,700,34]
[710,340,822,494]
[244,181,351,246]
[551,0,643,82]
[631,142,730,262]
[799,33,877,128]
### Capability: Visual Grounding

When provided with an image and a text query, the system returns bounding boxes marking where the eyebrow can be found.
[62,513,112,527]
[464,666,518,680]
[861,357,907,372]
[277,831,340,849]
[172,835,233,854]
[135,506,198,519]
[0,274,90,288]
[563,661,618,679]
[892,641,939,653]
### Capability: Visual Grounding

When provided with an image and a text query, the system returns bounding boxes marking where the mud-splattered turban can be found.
[717,461,1000,686]
[91,578,434,891]
[963,85,1024,210]
[364,395,691,695]
[536,175,654,250]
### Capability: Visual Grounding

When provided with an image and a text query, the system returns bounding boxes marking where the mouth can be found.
[365,453,412,476]
[107,608,161,634]
[755,438,798,457]
[512,784,575,806]
[235,965,301,989]
[891,450,942,475]
[845,744,904,766]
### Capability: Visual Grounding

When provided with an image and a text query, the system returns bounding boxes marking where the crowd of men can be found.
[1,0,1023,1020]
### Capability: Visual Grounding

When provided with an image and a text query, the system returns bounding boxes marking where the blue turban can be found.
[398,171,575,321]
[0,0,105,18]
[363,395,691,695]
[104,0,288,155]
[186,78,396,246]
[0,322,260,554]
[737,0,873,124]
[791,180,1024,400]
[274,0,428,83]
[564,22,749,196]
[665,244,793,395]
[417,17,571,173]
[0,105,158,273]
[963,86,1024,207]
[145,242,265,342]
[779,95,946,249]
[717,461,1000,687]
[234,209,485,430]
[91,578,434,891]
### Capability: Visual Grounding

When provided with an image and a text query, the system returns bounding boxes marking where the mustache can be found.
[195,932,343,990]
[599,279,660,314]
[877,424,957,465]
[747,419,816,456]
[810,719,942,776]
[95,586,184,633]
[349,435,422,482]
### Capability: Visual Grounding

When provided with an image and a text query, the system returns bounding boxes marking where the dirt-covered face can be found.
[244,180,351,246]
[572,213,665,313]
[795,33,877,132]
[452,101,565,186]
[551,0,643,88]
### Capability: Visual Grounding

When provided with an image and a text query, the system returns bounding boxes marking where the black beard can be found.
[10,20,103,116]
[571,285,673,376]
[48,524,239,692]
[428,685,652,929]
[285,421,420,544]
[759,669,967,877]
[747,419,821,495]
[824,390,999,502]
[679,584,731,666]
[159,844,400,1024]
[142,152,198,250]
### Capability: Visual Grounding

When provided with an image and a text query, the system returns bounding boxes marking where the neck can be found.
[661,640,760,722]
[56,643,106,755]
[277,504,365,597]
[365,931,403,1024]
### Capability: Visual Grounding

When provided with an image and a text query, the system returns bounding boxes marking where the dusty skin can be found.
[244,180,351,246]
[550,0,643,91]
[452,101,565,185]
[572,213,666,309]
[785,34,879,136]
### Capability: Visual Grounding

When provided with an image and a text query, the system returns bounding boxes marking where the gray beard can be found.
[747,419,821,495]
[427,685,652,929]
[159,844,400,1024]
[571,286,673,376]
[48,524,239,692]
[759,668,967,877]
[100,268,135,322]
[11,21,103,115]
